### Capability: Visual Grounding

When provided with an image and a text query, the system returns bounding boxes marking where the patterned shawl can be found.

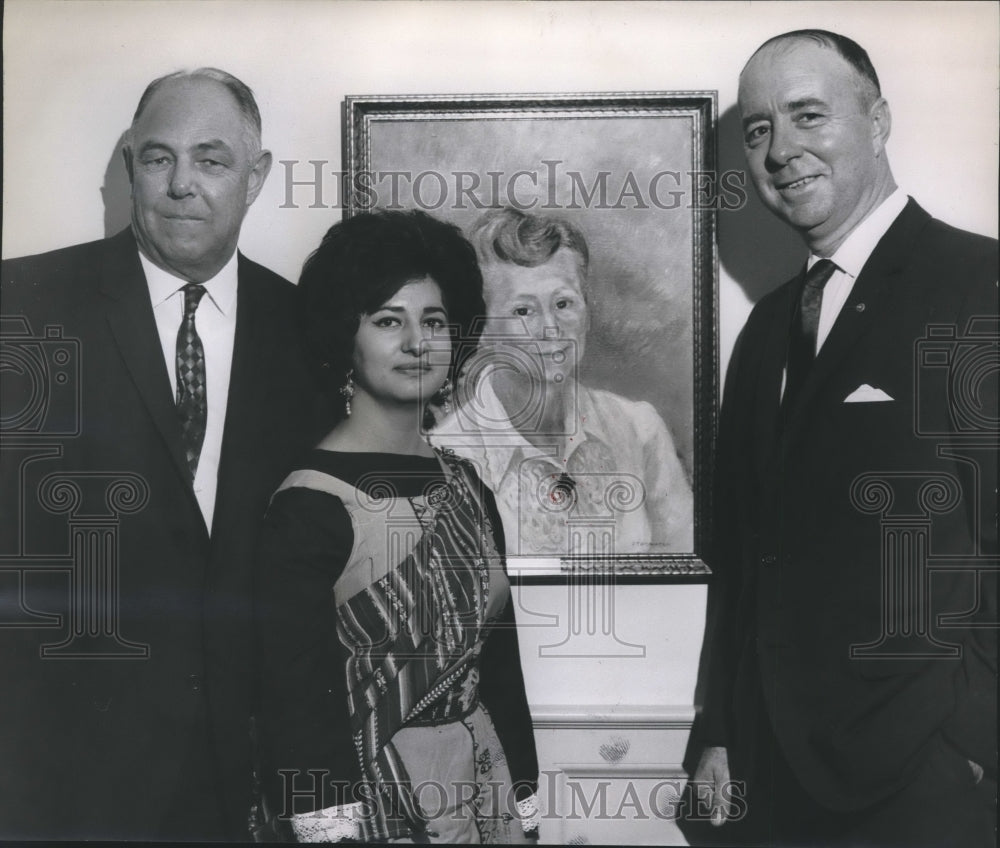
[335,451,498,840]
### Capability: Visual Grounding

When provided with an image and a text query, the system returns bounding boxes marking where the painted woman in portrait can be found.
[432,208,694,558]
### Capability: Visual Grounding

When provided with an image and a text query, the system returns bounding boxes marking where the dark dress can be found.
[256,448,539,843]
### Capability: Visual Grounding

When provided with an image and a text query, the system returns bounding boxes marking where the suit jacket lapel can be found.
[211,255,266,549]
[783,199,931,423]
[99,229,200,496]
[754,281,798,474]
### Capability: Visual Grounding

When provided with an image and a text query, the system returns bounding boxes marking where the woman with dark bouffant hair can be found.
[255,210,539,843]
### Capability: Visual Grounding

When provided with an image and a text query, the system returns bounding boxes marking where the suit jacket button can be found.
[760,554,777,565]
[188,674,203,693]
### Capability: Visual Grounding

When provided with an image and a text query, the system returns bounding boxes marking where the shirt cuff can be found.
[517,792,540,836]
[290,801,363,843]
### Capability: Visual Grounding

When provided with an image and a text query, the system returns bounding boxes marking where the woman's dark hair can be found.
[298,209,486,403]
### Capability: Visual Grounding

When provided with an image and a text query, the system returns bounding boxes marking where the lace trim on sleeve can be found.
[290,801,364,843]
[517,792,540,835]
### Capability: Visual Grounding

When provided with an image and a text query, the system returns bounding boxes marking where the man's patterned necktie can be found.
[783,258,837,410]
[176,283,207,479]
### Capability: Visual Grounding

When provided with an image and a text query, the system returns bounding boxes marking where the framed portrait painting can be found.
[344,93,719,579]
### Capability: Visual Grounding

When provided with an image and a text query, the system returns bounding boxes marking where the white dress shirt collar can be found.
[807,188,908,277]
[805,189,908,355]
[139,251,239,315]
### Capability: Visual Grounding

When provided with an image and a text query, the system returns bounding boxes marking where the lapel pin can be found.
[855,302,866,312]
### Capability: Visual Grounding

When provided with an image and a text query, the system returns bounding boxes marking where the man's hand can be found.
[691,746,731,826]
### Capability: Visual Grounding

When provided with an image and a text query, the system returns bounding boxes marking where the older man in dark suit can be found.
[691,31,998,846]
[0,69,323,840]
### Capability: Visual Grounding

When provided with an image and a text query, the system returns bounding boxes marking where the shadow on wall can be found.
[717,103,806,304]
[103,131,132,238]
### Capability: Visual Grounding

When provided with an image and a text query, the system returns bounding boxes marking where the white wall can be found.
[3,3,997,842]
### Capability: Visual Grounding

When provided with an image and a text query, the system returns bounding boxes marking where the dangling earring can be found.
[438,378,453,415]
[339,369,355,417]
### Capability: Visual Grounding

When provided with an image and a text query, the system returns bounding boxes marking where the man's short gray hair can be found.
[127,67,263,156]
[745,30,882,108]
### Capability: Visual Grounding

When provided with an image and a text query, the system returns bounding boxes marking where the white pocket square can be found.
[844,384,894,403]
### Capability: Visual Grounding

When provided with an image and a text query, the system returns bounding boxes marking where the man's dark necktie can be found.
[176,283,207,479]
[783,258,837,410]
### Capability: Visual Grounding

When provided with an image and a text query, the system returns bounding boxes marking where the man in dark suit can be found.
[691,30,998,846]
[0,69,322,840]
